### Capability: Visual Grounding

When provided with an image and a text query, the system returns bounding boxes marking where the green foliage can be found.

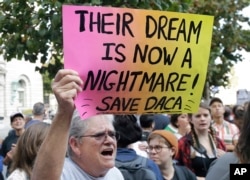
[188,0,250,91]
[0,0,250,99]
[0,0,64,78]
[0,0,191,80]
[42,71,53,94]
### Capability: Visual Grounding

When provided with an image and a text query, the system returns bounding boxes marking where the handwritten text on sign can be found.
[62,5,214,118]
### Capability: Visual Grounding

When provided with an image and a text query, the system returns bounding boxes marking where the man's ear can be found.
[69,137,81,156]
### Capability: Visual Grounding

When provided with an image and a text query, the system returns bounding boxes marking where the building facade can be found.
[0,57,44,118]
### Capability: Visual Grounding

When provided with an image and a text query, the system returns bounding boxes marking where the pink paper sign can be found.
[62,5,214,119]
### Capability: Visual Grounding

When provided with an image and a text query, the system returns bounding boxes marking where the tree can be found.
[188,0,250,99]
[0,0,249,98]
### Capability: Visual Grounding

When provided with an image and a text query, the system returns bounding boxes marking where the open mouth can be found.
[101,149,113,156]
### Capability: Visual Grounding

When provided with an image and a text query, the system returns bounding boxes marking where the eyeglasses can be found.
[145,145,170,153]
[77,131,120,141]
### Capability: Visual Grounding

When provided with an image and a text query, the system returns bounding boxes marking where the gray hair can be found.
[67,110,114,157]
[32,102,45,116]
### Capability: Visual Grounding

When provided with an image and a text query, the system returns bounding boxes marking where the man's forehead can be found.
[210,102,223,106]
[87,114,113,122]
[86,115,114,130]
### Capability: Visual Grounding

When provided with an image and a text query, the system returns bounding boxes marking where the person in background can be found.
[25,102,46,129]
[231,104,244,130]
[231,105,245,146]
[243,101,249,110]
[31,69,123,180]
[7,122,50,180]
[164,115,178,135]
[209,97,239,151]
[223,105,233,123]
[139,114,155,141]
[152,114,170,130]
[114,114,163,180]
[165,113,191,139]
[175,102,226,179]
[206,101,250,180]
[0,113,25,178]
[130,114,155,157]
[24,114,32,126]
[147,130,197,180]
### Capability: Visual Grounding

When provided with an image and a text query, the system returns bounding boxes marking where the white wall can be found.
[0,57,44,117]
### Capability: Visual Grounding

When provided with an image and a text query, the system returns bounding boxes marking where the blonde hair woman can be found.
[7,123,50,180]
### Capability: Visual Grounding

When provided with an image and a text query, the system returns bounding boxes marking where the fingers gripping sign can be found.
[52,69,83,112]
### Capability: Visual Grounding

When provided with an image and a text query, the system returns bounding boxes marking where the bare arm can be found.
[3,144,15,165]
[31,69,83,180]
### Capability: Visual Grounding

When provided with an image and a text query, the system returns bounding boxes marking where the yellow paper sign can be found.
[63,5,214,118]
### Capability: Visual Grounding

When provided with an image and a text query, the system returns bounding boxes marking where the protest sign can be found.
[63,5,214,118]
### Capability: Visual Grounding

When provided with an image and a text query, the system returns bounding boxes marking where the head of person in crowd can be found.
[232,105,245,130]
[25,102,46,129]
[170,113,191,137]
[189,102,219,150]
[140,114,155,130]
[224,105,233,122]
[24,114,32,124]
[10,112,25,133]
[152,114,170,130]
[113,114,142,148]
[235,101,250,163]
[139,114,155,141]
[147,130,178,162]
[32,102,46,120]
[67,112,118,177]
[243,101,250,110]
[8,122,50,178]
[146,130,198,180]
[209,97,225,122]
[232,104,242,113]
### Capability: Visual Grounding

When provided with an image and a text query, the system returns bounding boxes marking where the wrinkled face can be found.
[147,137,174,167]
[210,102,225,119]
[191,107,211,131]
[11,116,25,130]
[70,115,117,177]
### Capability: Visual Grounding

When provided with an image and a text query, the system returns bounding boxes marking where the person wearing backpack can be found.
[113,115,163,180]
[147,130,197,180]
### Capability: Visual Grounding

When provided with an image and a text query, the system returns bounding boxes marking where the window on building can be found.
[18,79,26,107]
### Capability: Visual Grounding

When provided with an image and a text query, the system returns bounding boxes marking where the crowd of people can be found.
[0,102,51,180]
[0,69,249,180]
